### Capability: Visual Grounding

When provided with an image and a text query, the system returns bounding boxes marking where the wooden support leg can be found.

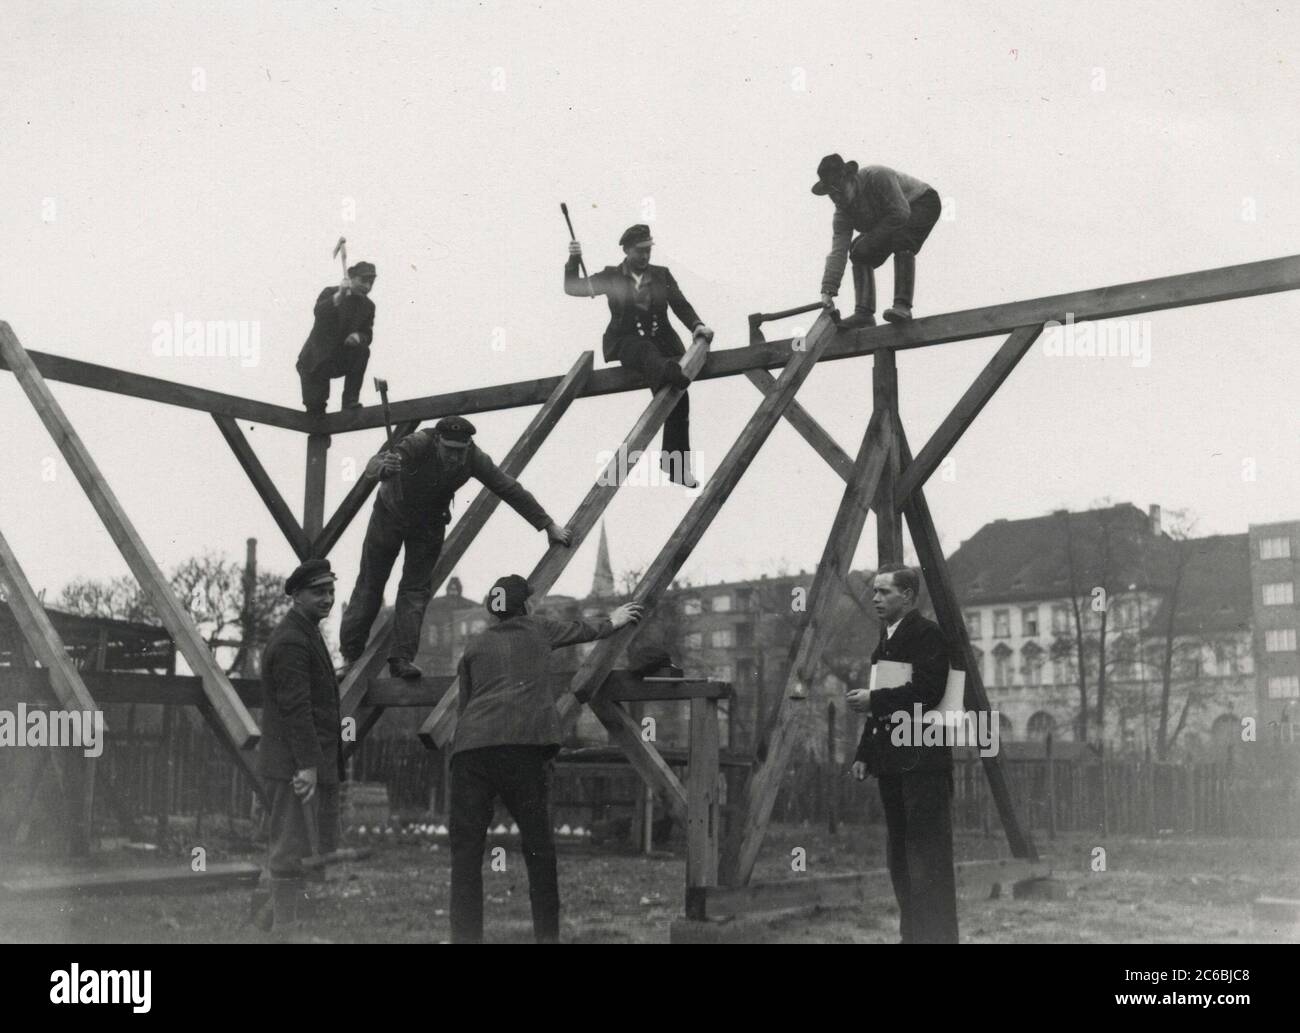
[872,349,904,563]
[686,696,721,908]
[720,409,894,886]
[213,414,313,560]
[897,425,1038,862]
[0,323,260,752]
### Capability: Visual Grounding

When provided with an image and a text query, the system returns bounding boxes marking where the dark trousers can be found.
[339,500,444,663]
[850,188,942,269]
[615,334,691,459]
[267,779,339,877]
[449,745,559,943]
[877,769,958,943]
[299,345,370,413]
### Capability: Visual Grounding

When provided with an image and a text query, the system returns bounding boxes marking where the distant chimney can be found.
[1148,504,1162,535]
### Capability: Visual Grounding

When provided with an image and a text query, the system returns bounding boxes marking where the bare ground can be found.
[1,824,1297,944]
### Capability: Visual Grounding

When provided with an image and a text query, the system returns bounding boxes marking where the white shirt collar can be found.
[885,616,904,639]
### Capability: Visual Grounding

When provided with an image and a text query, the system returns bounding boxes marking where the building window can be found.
[712,594,732,613]
[1265,628,1298,652]
[1263,583,1296,606]
[964,611,982,640]
[1052,656,1074,685]
[710,629,734,648]
[1051,604,1071,634]
[426,625,439,646]
[970,647,985,682]
[471,619,486,633]
[1260,536,1292,559]
[993,645,1013,687]
[1021,643,1044,684]
[1026,711,1057,742]
[682,597,702,616]
[993,610,1010,638]
[1267,675,1300,699]
[712,665,734,683]
[735,622,753,647]
[684,632,703,650]
[1021,606,1039,637]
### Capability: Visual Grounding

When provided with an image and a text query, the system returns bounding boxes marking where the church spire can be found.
[591,521,615,598]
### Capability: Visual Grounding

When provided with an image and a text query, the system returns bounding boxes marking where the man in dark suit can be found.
[564,225,714,487]
[812,154,942,329]
[258,558,344,932]
[339,415,572,681]
[449,574,643,943]
[296,260,377,413]
[848,562,959,943]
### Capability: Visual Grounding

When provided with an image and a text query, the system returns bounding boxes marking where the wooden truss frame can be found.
[2,254,1298,891]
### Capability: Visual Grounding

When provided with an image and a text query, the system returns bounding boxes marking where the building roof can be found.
[0,601,174,671]
[1144,533,1253,637]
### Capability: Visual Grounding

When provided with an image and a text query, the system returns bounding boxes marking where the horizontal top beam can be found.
[318,253,1300,432]
[5,254,1297,432]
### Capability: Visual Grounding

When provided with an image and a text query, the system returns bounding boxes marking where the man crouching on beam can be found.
[565,224,714,488]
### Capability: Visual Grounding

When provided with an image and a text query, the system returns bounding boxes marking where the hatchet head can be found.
[373,376,389,397]
[333,236,347,259]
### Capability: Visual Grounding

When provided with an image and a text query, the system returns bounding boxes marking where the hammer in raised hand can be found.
[333,236,348,279]
[373,377,404,502]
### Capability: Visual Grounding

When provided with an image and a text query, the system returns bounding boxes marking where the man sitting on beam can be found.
[813,154,942,329]
[296,261,377,414]
[565,224,714,488]
[449,574,642,943]
[339,415,572,681]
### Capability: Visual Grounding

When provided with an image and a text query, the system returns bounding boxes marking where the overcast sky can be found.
[3,0,1298,646]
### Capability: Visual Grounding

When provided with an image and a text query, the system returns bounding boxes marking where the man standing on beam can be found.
[564,224,714,488]
[847,563,959,944]
[449,574,642,943]
[813,155,942,329]
[340,415,573,681]
[296,260,377,414]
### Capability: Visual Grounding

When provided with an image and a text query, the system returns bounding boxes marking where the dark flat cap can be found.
[285,558,337,595]
[348,261,377,278]
[487,574,532,618]
[811,153,858,195]
[435,415,477,443]
[619,224,654,248]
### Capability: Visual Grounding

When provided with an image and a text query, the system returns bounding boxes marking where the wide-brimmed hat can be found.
[811,153,859,195]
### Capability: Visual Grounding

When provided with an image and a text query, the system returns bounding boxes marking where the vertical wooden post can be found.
[241,537,259,678]
[304,434,331,545]
[872,349,903,564]
[686,696,721,908]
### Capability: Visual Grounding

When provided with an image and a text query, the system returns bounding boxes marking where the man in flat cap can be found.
[449,574,643,943]
[813,155,942,329]
[296,261,377,413]
[258,558,344,933]
[565,225,714,488]
[340,415,573,681]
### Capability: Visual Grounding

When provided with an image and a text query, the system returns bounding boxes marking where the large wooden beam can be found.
[0,322,261,752]
[897,426,1038,861]
[745,367,855,480]
[318,255,1300,432]
[212,415,313,560]
[416,340,710,749]
[872,350,904,563]
[312,419,420,558]
[0,347,313,431]
[553,310,841,733]
[303,434,330,543]
[338,352,596,722]
[721,409,893,886]
[0,529,99,714]
[895,324,1044,502]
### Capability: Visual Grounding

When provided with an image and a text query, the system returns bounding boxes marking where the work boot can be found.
[839,263,876,329]
[340,399,362,411]
[388,658,423,681]
[884,251,916,323]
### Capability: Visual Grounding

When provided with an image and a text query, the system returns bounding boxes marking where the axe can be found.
[373,377,404,502]
[333,236,348,279]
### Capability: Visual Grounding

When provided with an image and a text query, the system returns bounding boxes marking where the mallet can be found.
[560,202,595,297]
